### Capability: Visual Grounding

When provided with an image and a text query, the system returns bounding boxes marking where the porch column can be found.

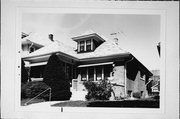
[86,68,88,81]
[91,38,93,50]
[94,67,96,81]
[102,66,104,80]
[78,41,80,52]
[84,40,87,51]
[124,65,127,97]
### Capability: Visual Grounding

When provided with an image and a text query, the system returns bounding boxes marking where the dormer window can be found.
[72,32,105,53]
[80,41,85,52]
[86,39,91,51]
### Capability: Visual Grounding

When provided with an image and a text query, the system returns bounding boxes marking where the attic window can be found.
[86,39,91,51]
[80,41,85,52]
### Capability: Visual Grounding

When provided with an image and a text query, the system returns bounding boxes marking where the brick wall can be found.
[126,70,146,94]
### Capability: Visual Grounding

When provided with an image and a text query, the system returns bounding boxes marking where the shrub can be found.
[83,80,112,101]
[21,81,50,100]
[132,92,141,99]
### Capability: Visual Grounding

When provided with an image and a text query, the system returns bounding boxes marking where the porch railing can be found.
[24,87,51,106]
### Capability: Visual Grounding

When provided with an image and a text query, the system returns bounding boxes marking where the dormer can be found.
[72,33,105,53]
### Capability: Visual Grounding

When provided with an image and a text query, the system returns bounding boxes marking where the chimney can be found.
[110,32,119,45]
[113,38,118,45]
[49,34,54,42]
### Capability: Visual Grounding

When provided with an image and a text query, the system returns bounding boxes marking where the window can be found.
[127,90,132,97]
[86,39,91,51]
[29,47,35,53]
[141,91,143,96]
[104,65,113,80]
[96,66,102,81]
[80,41,85,52]
[81,67,87,81]
[88,66,94,81]
[140,72,145,81]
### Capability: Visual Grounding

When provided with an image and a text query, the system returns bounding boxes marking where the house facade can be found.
[22,31,153,99]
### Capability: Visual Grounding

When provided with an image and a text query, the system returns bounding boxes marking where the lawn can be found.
[51,99,159,108]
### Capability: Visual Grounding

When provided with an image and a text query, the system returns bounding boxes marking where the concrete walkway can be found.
[21,101,63,111]
[21,91,87,111]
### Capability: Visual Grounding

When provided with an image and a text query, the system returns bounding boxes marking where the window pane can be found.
[86,45,91,51]
[86,40,91,45]
[80,46,84,52]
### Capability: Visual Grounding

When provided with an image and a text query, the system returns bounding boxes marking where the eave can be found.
[72,33,105,43]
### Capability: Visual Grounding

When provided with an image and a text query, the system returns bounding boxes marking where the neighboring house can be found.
[21,32,53,57]
[22,31,153,99]
[21,32,43,57]
[150,70,160,95]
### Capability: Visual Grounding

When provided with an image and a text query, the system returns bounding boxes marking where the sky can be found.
[22,13,160,70]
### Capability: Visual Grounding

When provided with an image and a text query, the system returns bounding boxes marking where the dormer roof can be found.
[72,30,105,43]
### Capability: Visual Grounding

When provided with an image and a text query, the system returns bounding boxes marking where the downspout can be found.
[124,56,134,97]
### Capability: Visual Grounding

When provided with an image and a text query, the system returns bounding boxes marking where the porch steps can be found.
[70,90,87,101]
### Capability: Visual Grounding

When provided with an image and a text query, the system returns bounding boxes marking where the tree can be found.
[43,54,72,101]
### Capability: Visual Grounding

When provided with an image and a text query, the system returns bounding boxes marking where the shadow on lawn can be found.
[51,99,159,108]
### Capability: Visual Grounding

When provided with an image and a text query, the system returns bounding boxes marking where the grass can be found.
[51,99,159,108]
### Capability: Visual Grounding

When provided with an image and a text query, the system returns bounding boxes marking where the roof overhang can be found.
[22,51,79,63]
[78,62,113,68]
[128,54,153,77]
[25,62,47,67]
[79,53,130,63]
[72,33,105,43]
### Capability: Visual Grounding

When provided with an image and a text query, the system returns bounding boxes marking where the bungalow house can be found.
[22,31,153,99]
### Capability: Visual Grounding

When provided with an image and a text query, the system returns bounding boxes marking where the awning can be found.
[78,62,113,68]
[25,62,47,67]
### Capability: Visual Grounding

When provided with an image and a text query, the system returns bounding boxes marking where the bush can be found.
[83,80,112,101]
[21,81,50,100]
[132,92,141,99]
